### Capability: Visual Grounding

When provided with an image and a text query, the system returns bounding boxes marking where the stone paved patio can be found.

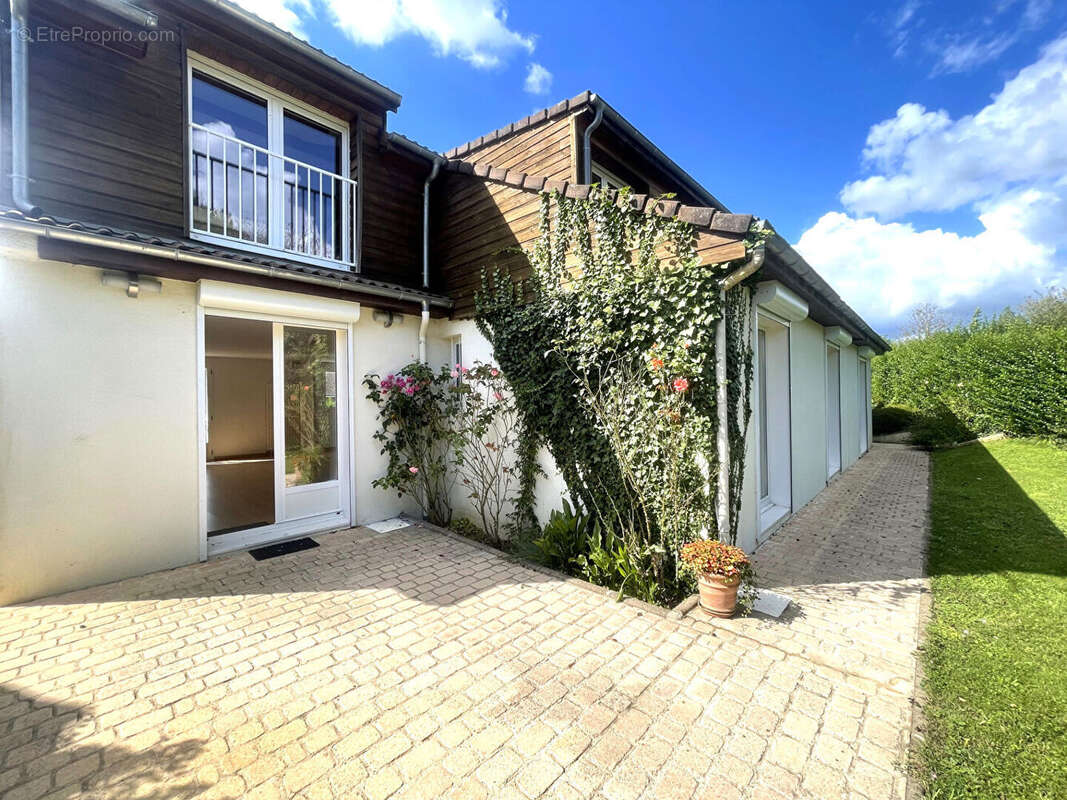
[0,444,928,800]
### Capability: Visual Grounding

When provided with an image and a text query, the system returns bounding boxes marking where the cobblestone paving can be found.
[0,444,928,800]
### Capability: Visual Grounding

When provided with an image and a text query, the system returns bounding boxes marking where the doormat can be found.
[249,537,319,561]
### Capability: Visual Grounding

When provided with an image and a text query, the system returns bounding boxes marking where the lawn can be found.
[922,438,1067,799]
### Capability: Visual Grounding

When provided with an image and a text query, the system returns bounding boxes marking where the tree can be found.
[901,302,950,339]
[1019,287,1067,328]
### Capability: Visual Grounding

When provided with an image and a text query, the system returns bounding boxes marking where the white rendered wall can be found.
[427,319,571,529]
[0,234,200,604]
[351,312,424,525]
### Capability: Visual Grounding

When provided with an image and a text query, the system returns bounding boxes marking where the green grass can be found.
[922,438,1067,799]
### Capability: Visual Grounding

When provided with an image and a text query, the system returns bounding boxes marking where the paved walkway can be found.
[0,445,928,800]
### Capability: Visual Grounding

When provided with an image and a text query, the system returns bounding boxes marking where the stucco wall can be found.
[351,312,423,526]
[0,235,200,604]
[427,319,571,529]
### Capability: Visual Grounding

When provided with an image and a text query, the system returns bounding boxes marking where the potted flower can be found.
[679,539,755,618]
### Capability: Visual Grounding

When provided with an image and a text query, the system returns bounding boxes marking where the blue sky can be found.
[239,0,1067,337]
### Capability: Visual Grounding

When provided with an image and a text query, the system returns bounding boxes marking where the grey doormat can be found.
[249,537,319,561]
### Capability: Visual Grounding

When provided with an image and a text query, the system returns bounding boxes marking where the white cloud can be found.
[523,62,552,95]
[842,34,1067,219]
[797,34,1067,335]
[230,0,311,37]
[885,0,1054,73]
[233,0,535,70]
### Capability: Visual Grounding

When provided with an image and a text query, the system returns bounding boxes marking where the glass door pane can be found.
[275,324,344,524]
[283,327,338,487]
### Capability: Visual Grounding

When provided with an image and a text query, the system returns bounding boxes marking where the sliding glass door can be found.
[204,313,350,555]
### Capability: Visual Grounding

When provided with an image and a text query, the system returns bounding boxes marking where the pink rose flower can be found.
[408,466,419,474]
[490,368,499,377]
[672,377,689,392]
[450,370,459,378]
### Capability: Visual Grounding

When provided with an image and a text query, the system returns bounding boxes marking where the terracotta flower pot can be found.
[697,572,741,617]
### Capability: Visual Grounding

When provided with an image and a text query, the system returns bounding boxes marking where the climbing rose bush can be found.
[365,363,460,526]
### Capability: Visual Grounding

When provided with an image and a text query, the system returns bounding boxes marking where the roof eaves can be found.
[765,236,890,353]
[442,158,754,239]
[0,208,451,304]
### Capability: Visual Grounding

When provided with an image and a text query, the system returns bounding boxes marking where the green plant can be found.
[364,363,462,526]
[532,498,591,571]
[448,517,487,542]
[678,538,757,613]
[873,311,1067,442]
[474,186,766,606]
[872,404,916,435]
[451,362,530,547]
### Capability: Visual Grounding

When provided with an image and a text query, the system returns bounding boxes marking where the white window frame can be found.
[186,52,353,271]
[826,342,843,479]
[590,161,627,190]
[754,308,793,539]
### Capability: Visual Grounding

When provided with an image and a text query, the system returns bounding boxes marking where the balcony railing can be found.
[188,122,357,268]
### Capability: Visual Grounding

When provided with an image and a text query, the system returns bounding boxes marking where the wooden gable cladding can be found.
[432,171,749,318]
[454,114,577,183]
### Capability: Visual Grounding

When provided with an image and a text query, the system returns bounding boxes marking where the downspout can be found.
[419,155,444,362]
[581,97,604,184]
[9,0,40,215]
[714,244,765,541]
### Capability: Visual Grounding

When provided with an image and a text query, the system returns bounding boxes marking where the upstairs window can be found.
[590,162,627,191]
[187,54,354,269]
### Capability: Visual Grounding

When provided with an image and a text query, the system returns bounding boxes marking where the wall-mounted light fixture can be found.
[372,309,403,328]
[100,270,162,298]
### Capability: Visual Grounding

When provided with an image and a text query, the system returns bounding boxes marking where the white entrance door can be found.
[204,315,351,556]
[826,344,842,478]
[858,358,870,455]
[273,323,348,523]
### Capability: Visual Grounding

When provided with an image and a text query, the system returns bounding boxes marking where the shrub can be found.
[908,406,975,449]
[364,363,460,526]
[873,315,1067,442]
[532,499,592,571]
[872,404,916,435]
[678,539,751,579]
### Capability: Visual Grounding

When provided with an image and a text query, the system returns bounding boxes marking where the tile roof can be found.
[0,208,450,305]
[442,158,755,235]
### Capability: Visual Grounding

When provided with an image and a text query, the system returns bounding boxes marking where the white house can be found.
[0,0,886,605]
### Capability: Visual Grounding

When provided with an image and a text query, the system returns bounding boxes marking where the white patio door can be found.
[826,344,842,478]
[273,323,348,523]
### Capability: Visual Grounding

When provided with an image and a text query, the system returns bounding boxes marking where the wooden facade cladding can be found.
[432,172,747,318]
[7,0,428,289]
[455,115,577,183]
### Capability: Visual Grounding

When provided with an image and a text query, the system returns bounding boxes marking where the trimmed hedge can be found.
[873,320,1067,441]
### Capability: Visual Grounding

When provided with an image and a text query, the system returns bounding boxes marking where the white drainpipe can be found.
[714,244,765,540]
[419,156,444,362]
